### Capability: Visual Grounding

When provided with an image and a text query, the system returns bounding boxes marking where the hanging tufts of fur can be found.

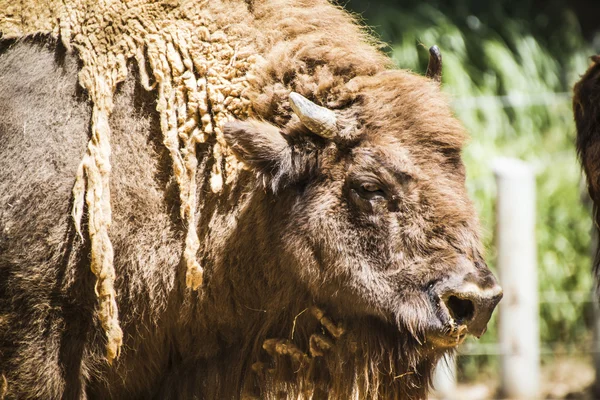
[0,0,257,363]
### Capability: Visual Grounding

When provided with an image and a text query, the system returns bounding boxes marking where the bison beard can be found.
[0,0,500,399]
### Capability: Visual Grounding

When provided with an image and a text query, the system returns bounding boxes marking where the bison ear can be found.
[223,119,314,192]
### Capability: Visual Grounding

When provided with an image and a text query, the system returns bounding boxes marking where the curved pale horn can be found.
[426,45,442,83]
[289,92,338,139]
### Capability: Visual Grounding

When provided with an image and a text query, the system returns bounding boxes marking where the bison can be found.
[0,0,502,398]
[574,56,600,274]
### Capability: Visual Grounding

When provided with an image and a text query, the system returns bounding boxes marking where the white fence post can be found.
[493,158,540,399]
[432,354,457,400]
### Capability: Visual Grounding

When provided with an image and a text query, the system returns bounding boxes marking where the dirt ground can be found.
[433,356,597,399]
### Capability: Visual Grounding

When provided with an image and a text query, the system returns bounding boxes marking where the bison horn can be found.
[289,92,338,139]
[426,45,442,83]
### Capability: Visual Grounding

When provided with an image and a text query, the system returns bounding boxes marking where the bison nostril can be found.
[446,295,475,323]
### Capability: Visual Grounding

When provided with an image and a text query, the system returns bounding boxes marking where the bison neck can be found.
[163,186,443,399]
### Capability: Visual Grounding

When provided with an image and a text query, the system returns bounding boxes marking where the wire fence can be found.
[432,135,596,397]
[451,92,572,110]
[459,291,594,356]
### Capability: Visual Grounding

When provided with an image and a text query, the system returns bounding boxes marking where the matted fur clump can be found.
[0,0,388,366]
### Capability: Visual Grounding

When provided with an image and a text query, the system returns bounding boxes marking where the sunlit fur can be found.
[0,1,497,398]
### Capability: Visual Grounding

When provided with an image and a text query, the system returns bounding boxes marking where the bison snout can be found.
[437,277,503,338]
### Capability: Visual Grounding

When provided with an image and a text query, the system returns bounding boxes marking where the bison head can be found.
[222,50,502,397]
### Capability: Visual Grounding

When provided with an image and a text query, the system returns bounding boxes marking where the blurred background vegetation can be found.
[342,0,600,383]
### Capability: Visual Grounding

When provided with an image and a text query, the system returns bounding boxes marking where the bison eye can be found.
[357,182,386,200]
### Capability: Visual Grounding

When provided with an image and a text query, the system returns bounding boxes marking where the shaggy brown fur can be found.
[573,55,600,275]
[1,0,395,361]
[0,1,500,399]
